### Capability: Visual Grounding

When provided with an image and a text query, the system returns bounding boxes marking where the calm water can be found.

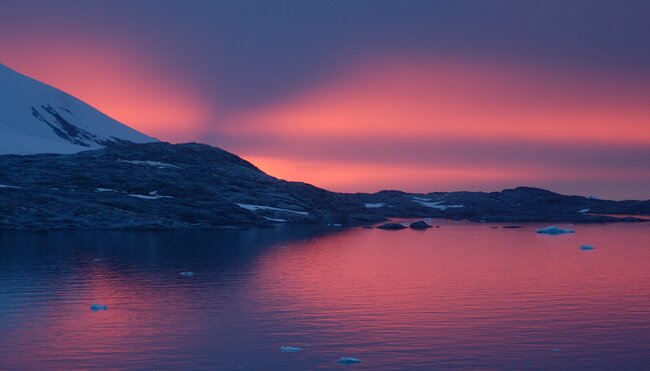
[1,221,649,370]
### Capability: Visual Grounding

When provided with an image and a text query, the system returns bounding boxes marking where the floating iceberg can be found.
[338,357,362,364]
[180,271,194,277]
[280,346,302,353]
[580,245,595,251]
[90,303,107,311]
[535,226,575,235]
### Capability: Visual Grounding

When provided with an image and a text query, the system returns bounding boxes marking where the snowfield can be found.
[412,198,464,210]
[0,63,157,155]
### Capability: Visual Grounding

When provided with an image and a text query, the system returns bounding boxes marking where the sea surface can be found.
[1,221,649,370]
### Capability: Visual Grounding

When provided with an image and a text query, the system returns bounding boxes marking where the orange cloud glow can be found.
[218,56,650,197]
[0,36,212,141]
[224,57,650,145]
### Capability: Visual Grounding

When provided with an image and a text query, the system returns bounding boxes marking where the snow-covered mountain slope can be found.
[0,63,157,155]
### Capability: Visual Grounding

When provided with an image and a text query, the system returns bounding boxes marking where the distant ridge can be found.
[0,63,157,155]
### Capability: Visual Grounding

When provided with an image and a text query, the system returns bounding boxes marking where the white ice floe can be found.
[90,303,107,311]
[412,199,464,210]
[180,272,194,277]
[578,208,590,213]
[338,357,362,364]
[96,188,117,192]
[580,245,595,251]
[128,191,173,200]
[0,184,22,189]
[236,203,309,216]
[536,226,575,235]
[264,217,287,222]
[280,346,302,353]
[117,160,180,169]
[364,203,385,208]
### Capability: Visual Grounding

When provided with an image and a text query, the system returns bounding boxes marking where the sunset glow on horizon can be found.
[1,0,649,199]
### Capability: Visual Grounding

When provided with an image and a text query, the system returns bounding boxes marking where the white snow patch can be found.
[264,217,287,222]
[128,191,173,200]
[117,160,180,169]
[413,199,464,210]
[236,203,309,216]
[96,188,117,193]
[364,202,385,208]
[0,184,22,189]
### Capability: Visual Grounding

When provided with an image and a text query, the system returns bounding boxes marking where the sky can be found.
[1,0,649,199]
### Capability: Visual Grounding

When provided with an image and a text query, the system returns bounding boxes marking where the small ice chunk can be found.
[338,357,362,364]
[0,184,22,189]
[264,217,287,222]
[364,203,385,208]
[550,349,561,353]
[536,226,575,235]
[580,245,595,251]
[331,223,343,227]
[180,271,194,277]
[280,346,302,352]
[578,208,590,213]
[90,303,107,311]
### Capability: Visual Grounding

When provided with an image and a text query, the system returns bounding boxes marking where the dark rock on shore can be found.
[377,223,408,230]
[409,221,432,229]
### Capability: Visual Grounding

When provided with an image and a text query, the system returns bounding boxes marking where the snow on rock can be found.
[264,217,287,222]
[117,160,180,169]
[364,202,385,208]
[536,226,575,235]
[128,191,173,200]
[236,203,309,216]
[95,188,117,193]
[280,346,302,353]
[0,63,156,155]
[90,303,107,311]
[412,199,464,210]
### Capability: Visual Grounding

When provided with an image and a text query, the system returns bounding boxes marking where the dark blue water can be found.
[1,221,649,370]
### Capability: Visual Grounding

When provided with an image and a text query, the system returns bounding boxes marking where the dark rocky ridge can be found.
[0,142,648,231]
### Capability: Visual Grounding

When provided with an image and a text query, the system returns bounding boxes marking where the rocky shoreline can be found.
[1,142,648,231]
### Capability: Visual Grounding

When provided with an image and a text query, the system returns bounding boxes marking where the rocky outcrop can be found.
[0,142,648,231]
